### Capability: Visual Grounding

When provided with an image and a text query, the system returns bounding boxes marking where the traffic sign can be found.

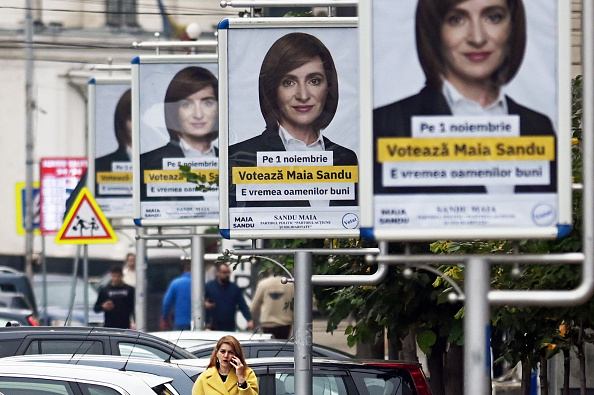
[15,182,41,236]
[55,187,117,245]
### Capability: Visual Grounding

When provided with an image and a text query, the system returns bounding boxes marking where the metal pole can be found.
[83,245,89,326]
[67,246,81,326]
[294,251,313,395]
[191,231,206,330]
[464,257,491,395]
[41,236,47,324]
[24,0,35,281]
[135,227,148,331]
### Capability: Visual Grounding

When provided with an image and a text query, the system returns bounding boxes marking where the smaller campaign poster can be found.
[358,0,572,240]
[39,157,88,235]
[219,18,360,239]
[132,55,219,226]
[88,78,133,218]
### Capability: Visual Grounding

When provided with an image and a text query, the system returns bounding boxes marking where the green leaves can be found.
[417,330,437,354]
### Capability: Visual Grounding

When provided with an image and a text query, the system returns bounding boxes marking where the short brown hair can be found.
[207,335,247,369]
[164,66,218,141]
[114,89,131,149]
[415,0,526,89]
[259,32,339,132]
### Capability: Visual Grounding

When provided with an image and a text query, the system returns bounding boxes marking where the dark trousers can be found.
[263,325,292,340]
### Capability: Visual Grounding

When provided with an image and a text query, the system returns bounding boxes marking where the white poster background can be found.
[134,58,219,225]
[227,27,359,154]
[364,0,570,239]
[372,0,558,131]
[224,25,360,236]
[95,83,131,158]
[138,62,219,154]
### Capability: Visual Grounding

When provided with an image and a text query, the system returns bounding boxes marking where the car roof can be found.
[2,354,205,374]
[0,326,186,346]
[151,330,274,349]
[186,339,354,358]
[174,356,423,370]
[0,360,174,389]
[0,325,163,337]
[152,330,273,342]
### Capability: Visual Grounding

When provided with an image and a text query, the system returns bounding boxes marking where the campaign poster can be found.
[219,18,360,238]
[361,0,572,240]
[132,55,219,226]
[89,78,133,218]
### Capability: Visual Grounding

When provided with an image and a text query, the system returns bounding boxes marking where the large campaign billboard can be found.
[88,78,133,218]
[132,55,219,226]
[359,0,572,240]
[218,18,360,239]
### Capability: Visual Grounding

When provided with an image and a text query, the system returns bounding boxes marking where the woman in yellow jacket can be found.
[192,335,258,395]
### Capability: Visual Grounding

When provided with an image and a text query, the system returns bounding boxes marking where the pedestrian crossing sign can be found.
[55,187,117,244]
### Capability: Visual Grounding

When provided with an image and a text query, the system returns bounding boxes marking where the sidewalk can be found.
[312,316,357,356]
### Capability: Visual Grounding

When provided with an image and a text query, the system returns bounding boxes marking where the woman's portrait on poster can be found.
[373,0,556,194]
[96,88,132,173]
[94,88,132,199]
[140,66,219,200]
[228,32,358,208]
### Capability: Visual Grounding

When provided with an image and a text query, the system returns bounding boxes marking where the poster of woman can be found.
[132,55,219,226]
[219,18,360,238]
[361,0,572,240]
[89,78,133,218]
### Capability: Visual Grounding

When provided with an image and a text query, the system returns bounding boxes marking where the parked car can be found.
[0,326,196,360]
[33,273,104,326]
[177,357,433,395]
[0,291,35,310]
[0,306,38,326]
[0,360,179,395]
[0,271,37,315]
[2,354,204,395]
[151,330,273,350]
[188,339,354,359]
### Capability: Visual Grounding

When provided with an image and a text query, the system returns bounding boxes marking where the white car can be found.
[151,330,272,350]
[0,361,179,395]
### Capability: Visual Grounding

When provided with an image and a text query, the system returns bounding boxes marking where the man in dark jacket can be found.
[94,265,135,329]
[205,262,254,331]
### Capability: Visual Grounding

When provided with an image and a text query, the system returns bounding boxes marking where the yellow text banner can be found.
[96,172,132,183]
[144,170,218,184]
[233,166,358,184]
[377,136,555,162]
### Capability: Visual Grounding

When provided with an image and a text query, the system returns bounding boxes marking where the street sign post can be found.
[55,187,117,245]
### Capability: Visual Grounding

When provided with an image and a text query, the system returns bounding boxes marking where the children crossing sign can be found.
[55,187,117,244]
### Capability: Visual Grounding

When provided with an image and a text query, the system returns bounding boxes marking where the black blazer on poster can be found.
[95,146,130,172]
[139,141,218,201]
[228,127,359,208]
[95,147,130,198]
[373,86,557,195]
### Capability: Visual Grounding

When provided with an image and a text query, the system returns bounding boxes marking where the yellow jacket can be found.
[192,366,258,395]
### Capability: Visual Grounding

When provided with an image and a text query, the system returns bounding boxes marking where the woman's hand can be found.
[229,356,246,381]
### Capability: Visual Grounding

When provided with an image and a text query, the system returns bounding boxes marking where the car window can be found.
[0,377,75,395]
[0,340,22,357]
[78,383,123,395]
[350,369,415,395]
[152,384,177,395]
[257,348,293,358]
[0,284,17,293]
[23,340,104,355]
[275,373,346,395]
[118,342,171,361]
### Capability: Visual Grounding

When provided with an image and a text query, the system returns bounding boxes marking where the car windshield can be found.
[33,278,98,308]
